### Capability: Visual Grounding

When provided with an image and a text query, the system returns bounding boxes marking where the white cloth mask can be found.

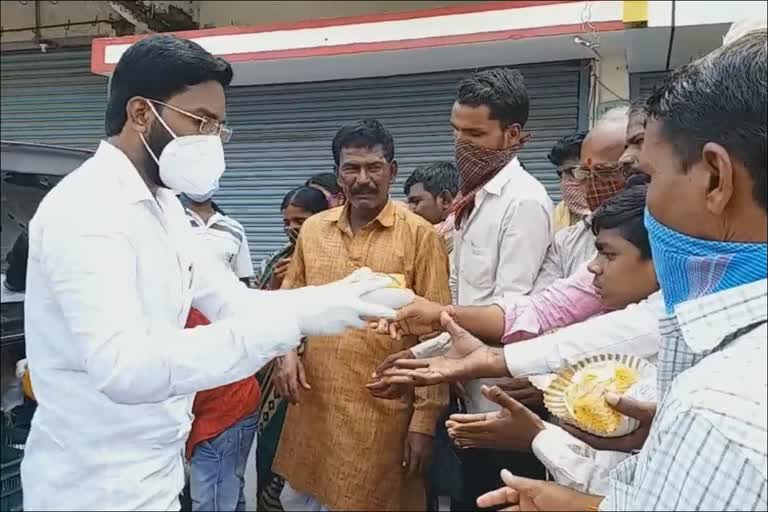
[140,101,226,196]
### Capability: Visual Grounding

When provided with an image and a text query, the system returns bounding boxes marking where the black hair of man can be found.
[331,119,395,166]
[645,30,767,212]
[547,132,588,168]
[305,172,343,195]
[281,186,329,215]
[403,161,460,198]
[591,183,651,259]
[455,68,530,128]
[105,35,233,137]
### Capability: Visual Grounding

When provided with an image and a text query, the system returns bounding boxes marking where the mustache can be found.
[350,186,377,195]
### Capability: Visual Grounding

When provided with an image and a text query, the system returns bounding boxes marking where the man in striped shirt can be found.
[184,194,254,285]
[183,193,259,512]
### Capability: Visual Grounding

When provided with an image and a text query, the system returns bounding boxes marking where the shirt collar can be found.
[675,278,767,353]
[482,157,520,196]
[185,207,223,228]
[328,199,397,235]
[97,141,156,205]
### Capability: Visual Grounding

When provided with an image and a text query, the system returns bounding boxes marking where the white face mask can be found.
[140,101,226,196]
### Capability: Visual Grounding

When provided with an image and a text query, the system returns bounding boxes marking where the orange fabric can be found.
[273,201,451,511]
[184,308,261,459]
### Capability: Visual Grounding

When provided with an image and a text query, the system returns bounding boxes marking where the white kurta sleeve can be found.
[503,295,661,377]
[532,423,629,496]
[39,221,301,405]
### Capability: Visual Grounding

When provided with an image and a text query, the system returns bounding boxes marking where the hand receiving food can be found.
[370,296,449,340]
[375,312,506,387]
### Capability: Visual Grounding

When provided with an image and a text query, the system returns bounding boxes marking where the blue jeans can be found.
[190,413,257,512]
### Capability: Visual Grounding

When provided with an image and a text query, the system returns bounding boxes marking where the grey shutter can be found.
[1,48,107,150]
[630,71,670,102]
[220,60,588,262]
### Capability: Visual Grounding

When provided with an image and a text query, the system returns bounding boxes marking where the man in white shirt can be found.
[183,195,254,285]
[21,35,403,512]
[448,67,553,508]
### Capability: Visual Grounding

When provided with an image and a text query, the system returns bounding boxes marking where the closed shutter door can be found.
[630,71,670,102]
[222,61,587,262]
[1,48,107,150]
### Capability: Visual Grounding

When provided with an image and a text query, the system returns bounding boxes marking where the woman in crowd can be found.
[253,185,329,511]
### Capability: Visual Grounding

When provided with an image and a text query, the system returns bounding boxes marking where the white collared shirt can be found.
[504,291,663,377]
[451,157,554,413]
[186,207,254,280]
[21,141,303,511]
[532,218,596,293]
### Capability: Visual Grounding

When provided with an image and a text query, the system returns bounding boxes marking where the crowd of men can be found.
[14,15,767,512]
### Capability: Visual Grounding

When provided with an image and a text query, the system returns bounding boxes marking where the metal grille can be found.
[629,71,670,102]
[0,49,587,263]
[221,61,588,261]
[1,48,108,151]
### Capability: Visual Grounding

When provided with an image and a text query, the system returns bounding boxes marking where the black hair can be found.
[332,119,395,166]
[105,35,233,136]
[455,68,530,128]
[645,31,767,212]
[4,232,29,292]
[305,172,342,195]
[280,186,329,214]
[591,183,651,260]
[403,161,460,198]
[547,132,587,168]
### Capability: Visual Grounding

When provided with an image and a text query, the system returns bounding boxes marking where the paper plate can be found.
[543,354,654,438]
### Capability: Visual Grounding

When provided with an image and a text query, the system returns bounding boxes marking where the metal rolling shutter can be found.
[1,48,107,150]
[630,71,670,102]
[221,61,588,262]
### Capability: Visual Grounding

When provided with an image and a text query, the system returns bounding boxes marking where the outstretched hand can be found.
[374,312,503,387]
[477,469,603,511]
[446,385,545,451]
[371,296,448,340]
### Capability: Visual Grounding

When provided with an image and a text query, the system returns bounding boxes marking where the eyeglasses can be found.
[150,100,233,143]
[572,162,623,181]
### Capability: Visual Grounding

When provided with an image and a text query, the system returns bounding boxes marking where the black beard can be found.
[144,121,174,187]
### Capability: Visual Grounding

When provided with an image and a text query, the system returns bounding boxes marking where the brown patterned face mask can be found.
[560,172,591,216]
[574,162,626,211]
[451,134,532,227]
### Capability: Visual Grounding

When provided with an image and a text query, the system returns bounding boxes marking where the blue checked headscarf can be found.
[645,208,768,313]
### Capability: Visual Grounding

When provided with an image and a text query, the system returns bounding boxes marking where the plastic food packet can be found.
[361,273,414,311]
[544,354,655,437]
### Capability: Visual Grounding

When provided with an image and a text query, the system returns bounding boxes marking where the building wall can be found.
[197,1,489,28]
[0,1,122,45]
[0,1,488,46]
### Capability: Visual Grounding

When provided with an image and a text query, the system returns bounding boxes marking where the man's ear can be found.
[126,97,152,135]
[389,160,399,183]
[438,190,454,208]
[503,123,522,147]
[701,142,735,216]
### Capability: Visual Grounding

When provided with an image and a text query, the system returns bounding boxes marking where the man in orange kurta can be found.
[272,120,450,511]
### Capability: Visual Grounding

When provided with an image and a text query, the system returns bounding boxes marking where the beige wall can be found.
[0,1,121,45]
[197,1,487,28]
